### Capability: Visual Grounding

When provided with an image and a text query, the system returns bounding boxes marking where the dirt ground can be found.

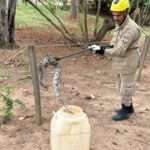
[0,27,150,150]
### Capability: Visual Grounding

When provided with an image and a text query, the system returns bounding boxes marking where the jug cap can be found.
[61,105,83,114]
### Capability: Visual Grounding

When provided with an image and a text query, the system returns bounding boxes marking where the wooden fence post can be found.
[136,35,150,81]
[28,45,42,125]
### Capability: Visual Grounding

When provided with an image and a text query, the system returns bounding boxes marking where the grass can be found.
[16,3,70,27]
[15,2,105,40]
[16,2,103,29]
[16,3,52,27]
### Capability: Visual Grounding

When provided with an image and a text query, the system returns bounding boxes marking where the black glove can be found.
[95,46,105,55]
[88,44,105,55]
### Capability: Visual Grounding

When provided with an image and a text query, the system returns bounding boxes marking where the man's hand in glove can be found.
[88,44,105,55]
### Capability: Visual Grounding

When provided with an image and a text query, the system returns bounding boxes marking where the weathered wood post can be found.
[136,35,150,81]
[28,45,42,125]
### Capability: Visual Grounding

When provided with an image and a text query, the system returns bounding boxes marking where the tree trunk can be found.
[8,0,17,44]
[0,0,17,48]
[83,0,88,42]
[0,0,9,47]
[95,18,115,41]
[62,0,68,9]
[71,0,78,18]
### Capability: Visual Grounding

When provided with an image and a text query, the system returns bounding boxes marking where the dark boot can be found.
[112,104,134,121]
[115,104,134,114]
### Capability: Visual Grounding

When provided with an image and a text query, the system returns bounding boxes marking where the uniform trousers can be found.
[116,72,136,106]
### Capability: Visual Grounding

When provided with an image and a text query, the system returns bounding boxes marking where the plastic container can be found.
[50,105,91,150]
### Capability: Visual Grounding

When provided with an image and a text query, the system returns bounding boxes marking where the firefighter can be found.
[89,0,141,121]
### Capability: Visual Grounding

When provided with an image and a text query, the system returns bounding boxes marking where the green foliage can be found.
[47,0,57,14]
[0,87,25,123]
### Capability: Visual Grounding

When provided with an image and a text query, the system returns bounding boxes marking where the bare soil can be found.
[0,27,150,150]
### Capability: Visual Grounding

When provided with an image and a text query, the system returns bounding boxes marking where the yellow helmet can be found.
[110,0,130,12]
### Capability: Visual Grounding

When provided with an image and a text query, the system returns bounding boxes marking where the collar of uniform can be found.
[115,15,129,31]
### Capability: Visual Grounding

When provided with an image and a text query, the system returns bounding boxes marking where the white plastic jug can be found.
[50,105,91,150]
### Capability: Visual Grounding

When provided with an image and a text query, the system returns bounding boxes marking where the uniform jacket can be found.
[105,15,141,74]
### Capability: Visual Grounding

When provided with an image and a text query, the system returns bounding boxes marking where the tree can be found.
[71,0,78,18]
[0,0,17,48]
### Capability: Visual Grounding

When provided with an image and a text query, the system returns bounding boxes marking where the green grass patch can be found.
[16,3,73,28]
[16,2,103,30]
[16,3,50,27]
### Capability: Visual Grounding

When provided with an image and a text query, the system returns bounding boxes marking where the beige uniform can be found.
[105,15,141,106]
